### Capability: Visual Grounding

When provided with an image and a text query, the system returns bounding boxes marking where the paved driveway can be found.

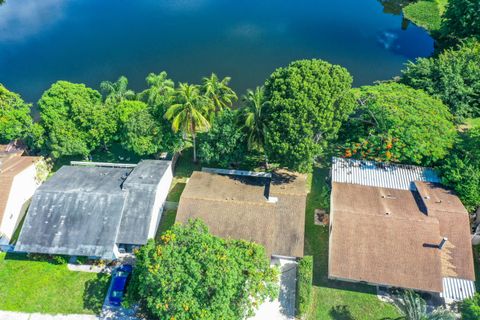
[249,257,297,320]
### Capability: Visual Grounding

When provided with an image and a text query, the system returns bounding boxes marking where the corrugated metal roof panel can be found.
[331,157,441,191]
[441,277,476,301]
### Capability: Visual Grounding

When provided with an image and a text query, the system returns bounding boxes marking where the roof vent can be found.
[438,237,448,250]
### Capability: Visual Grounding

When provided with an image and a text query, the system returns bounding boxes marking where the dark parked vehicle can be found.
[108,264,133,306]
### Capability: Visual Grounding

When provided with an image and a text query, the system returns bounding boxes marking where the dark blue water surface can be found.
[0,0,433,103]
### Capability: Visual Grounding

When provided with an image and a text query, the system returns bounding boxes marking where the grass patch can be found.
[304,168,400,319]
[403,0,445,32]
[156,209,178,240]
[0,252,110,314]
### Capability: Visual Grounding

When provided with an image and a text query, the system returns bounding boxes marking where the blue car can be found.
[108,264,133,306]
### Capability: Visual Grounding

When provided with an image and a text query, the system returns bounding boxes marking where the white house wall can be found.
[0,164,38,241]
[147,162,173,239]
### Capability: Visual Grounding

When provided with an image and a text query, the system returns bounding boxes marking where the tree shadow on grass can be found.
[329,305,355,320]
[83,272,111,314]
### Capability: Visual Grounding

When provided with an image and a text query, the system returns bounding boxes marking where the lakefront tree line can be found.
[2,44,479,213]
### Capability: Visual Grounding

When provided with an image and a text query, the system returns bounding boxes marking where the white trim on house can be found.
[0,163,39,243]
[147,162,173,239]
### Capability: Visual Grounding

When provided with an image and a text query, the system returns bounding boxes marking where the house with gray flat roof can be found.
[15,160,173,260]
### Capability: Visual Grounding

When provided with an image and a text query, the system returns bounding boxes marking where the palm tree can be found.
[100,76,135,104]
[202,73,237,116]
[164,83,210,163]
[241,86,269,167]
[141,71,175,108]
[394,290,455,320]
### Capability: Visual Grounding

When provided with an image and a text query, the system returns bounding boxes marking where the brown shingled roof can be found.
[329,181,475,293]
[0,156,40,226]
[176,171,307,257]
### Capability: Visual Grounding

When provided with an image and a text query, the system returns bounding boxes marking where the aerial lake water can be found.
[0,0,433,103]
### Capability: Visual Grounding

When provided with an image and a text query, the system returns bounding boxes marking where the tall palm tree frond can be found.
[202,73,237,114]
[164,82,211,162]
[100,76,135,104]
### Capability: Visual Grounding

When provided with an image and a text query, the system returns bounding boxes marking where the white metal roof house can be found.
[15,160,173,259]
[329,157,476,303]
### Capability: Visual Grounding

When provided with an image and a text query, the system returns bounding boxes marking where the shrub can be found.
[296,255,313,317]
[461,293,480,320]
[440,127,480,212]
[402,40,480,121]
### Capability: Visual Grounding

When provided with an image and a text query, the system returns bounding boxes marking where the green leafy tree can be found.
[165,83,211,162]
[339,83,456,165]
[100,76,135,105]
[198,108,246,167]
[264,59,355,172]
[127,219,279,320]
[201,73,237,115]
[38,81,116,158]
[116,100,184,156]
[121,108,163,156]
[461,292,480,320]
[440,127,480,212]
[0,84,33,143]
[402,40,480,120]
[442,0,480,44]
[395,290,455,320]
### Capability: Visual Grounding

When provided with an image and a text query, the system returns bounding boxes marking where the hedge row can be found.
[296,255,313,317]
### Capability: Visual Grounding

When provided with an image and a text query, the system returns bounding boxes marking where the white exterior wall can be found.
[0,164,39,242]
[147,162,173,239]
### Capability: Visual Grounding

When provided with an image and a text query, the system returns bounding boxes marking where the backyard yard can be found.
[0,252,110,314]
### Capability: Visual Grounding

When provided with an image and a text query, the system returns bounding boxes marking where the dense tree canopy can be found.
[128,220,278,320]
[0,84,33,143]
[339,83,456,165]
[199,108,246,167]
[442,0,480,44]
[264,59,355,172]
[114,101,161,156]
[402,40,480,120]
[441,127,480,212]
[38,81,115,158]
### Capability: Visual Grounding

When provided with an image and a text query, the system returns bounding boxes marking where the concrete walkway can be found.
[249,257,297,320]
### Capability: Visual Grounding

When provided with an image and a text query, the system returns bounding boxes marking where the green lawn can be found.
[305,168,400,320]
[403,0,448,33]
[0,253,110,314]
[167,148,201,202]
[156,209,178,240]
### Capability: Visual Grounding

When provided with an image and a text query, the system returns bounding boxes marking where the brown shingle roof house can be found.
[176,168,307,258]
[329,157,476,302]
[0,146,42,245]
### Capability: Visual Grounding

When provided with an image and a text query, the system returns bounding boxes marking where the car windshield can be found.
[117,271,127,277]
[111,290,123,298]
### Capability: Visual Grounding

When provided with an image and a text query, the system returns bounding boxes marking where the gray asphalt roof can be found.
[15,160,171,258]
